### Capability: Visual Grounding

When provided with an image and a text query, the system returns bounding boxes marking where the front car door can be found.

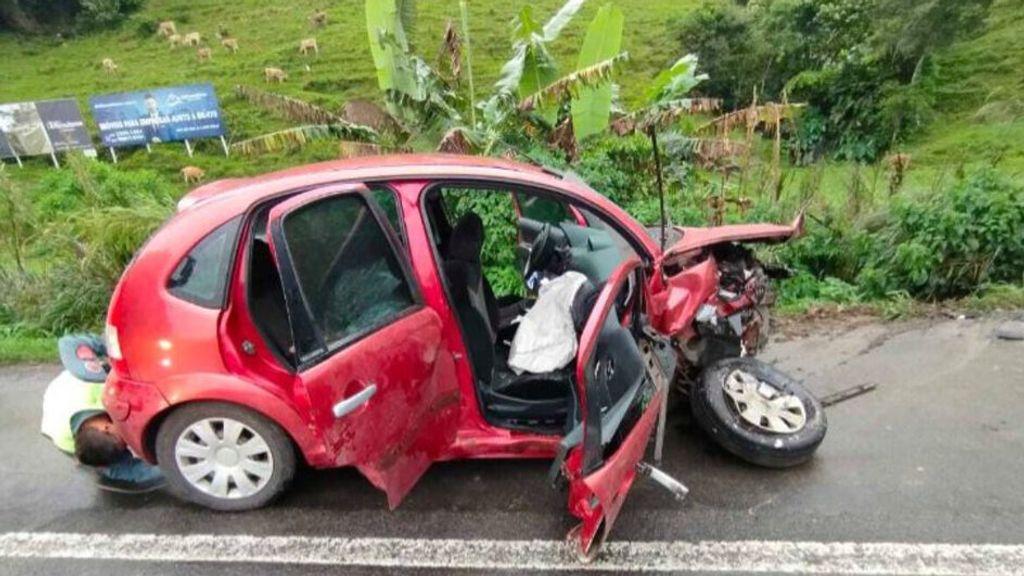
[266,184,460,508]
[561,257,674,557]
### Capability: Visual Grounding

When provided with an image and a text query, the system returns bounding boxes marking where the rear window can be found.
[167,216,242,308]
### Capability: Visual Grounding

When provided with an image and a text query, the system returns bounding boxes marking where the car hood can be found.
[660,212,804,259]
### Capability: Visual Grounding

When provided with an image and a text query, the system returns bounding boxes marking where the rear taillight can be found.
[105,323,122,360]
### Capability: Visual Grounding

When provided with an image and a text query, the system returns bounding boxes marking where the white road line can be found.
[2,532,1024,574]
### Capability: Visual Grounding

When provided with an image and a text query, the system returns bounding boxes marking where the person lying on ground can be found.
[40,334,165,493]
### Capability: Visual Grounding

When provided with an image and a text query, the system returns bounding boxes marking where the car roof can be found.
[153,153,658,269]
[177,153,550,214]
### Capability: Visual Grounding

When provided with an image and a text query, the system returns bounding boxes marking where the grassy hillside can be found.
[0,0,705,192]
[1,0,1021,183]
[1,0,1023,363]
[910,0,1024,173]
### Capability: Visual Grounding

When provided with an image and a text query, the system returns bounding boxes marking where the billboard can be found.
[89,83,225,148]
[36,99,93,152]
[0,99,92,160]
[0,129,14,159]
[0,102,51,158]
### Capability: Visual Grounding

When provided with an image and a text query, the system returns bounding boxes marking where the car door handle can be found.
[332,384,377,419]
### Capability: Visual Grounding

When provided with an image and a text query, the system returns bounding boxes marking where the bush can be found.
[0,0,142,33]
[75,0,144,31]
[859,170,1024,298]
[772,168,1024,303]
[0,156,173,335]
[671,0,992,161]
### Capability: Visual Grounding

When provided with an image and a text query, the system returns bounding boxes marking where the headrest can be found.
[448,212,484,263]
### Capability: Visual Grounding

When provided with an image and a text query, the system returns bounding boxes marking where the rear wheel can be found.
[691,357,826,468]
[156,402,296,511]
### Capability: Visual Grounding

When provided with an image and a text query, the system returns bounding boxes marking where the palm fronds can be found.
[437,127,474,154]
[518,53,629,112]
[234,85,378,141]
[699,102,805,135]
[669,136,751,169]
[232,125,357,156]
[611,97,723,135]
[438,20,462,81]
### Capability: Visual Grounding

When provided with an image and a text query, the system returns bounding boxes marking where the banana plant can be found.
[492,0,586,127]
[364,0,628,156]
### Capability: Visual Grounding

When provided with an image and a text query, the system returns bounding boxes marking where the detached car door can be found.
[563,257,672,558]
[266,184,460,508]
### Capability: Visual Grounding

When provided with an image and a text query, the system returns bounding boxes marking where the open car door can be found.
[558,256,676,559]
[266,184,460,508]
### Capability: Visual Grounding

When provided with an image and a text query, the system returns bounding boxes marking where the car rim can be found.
[174,417,274,499]
[722,369,807,434]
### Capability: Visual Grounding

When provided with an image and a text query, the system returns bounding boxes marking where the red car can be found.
[102,154,815,557]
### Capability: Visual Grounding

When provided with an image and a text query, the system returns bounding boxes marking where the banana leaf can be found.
[571,4,624,140]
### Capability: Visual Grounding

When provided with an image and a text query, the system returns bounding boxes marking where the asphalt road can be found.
[1,315,1022,574]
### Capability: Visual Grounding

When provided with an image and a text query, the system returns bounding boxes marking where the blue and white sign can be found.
[89,83,225,148]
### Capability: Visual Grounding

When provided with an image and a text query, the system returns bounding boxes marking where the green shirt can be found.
[40,370,105,454]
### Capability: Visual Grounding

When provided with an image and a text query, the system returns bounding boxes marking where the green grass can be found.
[0,0,697,192]
[0,336,56,365]
[1,0,1021,191]
[1,0,1022,358]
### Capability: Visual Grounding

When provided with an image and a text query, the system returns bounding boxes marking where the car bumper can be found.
[103,372,170,464]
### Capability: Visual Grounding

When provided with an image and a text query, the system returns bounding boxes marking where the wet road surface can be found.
[1,315,1022,574]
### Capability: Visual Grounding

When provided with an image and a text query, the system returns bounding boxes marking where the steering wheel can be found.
[524,223,552,279]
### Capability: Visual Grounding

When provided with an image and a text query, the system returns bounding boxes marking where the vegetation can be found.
[1,0,1022,363]
[676,0,995,162]
[0,0,143,33]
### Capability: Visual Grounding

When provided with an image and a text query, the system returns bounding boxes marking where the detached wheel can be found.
[156,402,296,511]
[691,357,826,468]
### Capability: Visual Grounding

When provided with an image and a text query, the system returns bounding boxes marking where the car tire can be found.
[691,357,826,468]
[156,402,296,511]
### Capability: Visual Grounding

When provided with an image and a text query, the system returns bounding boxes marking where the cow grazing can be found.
[157,21,177,37]
[167,33,182,48]
[197,47,212,62]
[299,37,319,56]
[221,38,239,53]
[101,58,118,74]
[181,166,206,184]
[264,67,287,83]
[184,32,202,47]
[310,9,327,27]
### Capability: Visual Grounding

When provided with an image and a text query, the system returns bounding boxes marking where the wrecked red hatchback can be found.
[102,154,821,556]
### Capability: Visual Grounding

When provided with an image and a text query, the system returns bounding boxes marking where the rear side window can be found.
[167,216,242,308]
[282,195,415,354]
[370,185,406,245]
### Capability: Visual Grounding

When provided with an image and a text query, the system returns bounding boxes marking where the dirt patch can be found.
[773,305,884,340]
[773,301,1022,340]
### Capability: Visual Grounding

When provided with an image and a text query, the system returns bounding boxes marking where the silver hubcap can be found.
[723,369,807,434]
[174,417,274,499]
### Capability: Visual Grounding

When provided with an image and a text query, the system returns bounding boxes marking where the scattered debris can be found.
[821,383,877,407]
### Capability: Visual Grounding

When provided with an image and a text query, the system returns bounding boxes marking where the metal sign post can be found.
[184,139,193,157]
[219,135,229,157]
[109,147,118,164]
[146,143,152,153]
[49,151,59,168]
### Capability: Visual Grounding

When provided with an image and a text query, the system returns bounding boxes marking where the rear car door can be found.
[266,184,460,508]
[563,257,672,558]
